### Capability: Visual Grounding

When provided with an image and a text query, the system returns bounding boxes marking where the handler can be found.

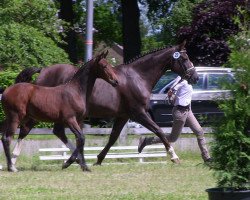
[138,76,212,163]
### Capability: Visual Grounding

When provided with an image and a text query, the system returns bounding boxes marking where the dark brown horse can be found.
[11,41,198,167]
[1,51,118,172]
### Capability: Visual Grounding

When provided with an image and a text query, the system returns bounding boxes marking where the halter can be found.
[172,50,195,80]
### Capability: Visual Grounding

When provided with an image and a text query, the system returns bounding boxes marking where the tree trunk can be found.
[121,0,141,63]
[59,0,78,64]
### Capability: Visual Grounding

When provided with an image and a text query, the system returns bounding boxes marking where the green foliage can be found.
[0,70,18,122]
[141,35,165,52]
[0,23,69,68]
[0,0,70,69]
[0,0,65,43]
[94,3,122,45]
[211,8,250,189]
[0,70,18,88]
[161,0,203,44]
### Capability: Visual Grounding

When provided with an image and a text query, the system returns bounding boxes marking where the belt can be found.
[176,105,190,110]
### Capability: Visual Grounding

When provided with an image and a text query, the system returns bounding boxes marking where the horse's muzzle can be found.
[110,80,119,87]
[188,73,199,84]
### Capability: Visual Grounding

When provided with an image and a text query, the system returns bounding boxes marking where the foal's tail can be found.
[15,67,42,83]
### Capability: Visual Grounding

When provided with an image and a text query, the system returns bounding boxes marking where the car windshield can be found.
[152,71,178,94]
[152,68,235,94]
[207,73,235,90]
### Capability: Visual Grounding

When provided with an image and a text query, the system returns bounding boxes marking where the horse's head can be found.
[171,41,199,84]
[94,50,119,87]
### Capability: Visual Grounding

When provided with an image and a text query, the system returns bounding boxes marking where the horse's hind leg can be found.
[94,117,128,165]
[62,118,90,172]
[12,119,36,165]
[1,117,20,172]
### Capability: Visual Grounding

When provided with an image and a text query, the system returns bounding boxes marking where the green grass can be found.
[0,152,215,200]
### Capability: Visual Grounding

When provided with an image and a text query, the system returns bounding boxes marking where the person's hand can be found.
[167,89,173,98]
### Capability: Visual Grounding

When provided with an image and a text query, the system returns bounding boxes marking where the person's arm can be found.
[168,76,182,97]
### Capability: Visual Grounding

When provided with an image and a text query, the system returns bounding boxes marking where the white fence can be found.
[39,145,167,164]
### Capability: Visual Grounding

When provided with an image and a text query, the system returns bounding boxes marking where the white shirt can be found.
[171,76,193,106]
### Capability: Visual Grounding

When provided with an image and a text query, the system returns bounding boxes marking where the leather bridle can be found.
[172,50,195,81]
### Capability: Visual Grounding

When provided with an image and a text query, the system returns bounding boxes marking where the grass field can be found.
[0,152,215,200]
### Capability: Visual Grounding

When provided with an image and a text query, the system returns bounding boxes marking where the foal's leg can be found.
[1,116,20,172]
[62,118,90,171]
[12,119,36,165]
[94,117,128,165]
[53,123,76,151]
[134,111,180,163]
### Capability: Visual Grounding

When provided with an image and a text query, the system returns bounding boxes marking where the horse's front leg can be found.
[62,118,90,172]
[2,119,19,172]
[94,117,128,166]
[134,111,180,164]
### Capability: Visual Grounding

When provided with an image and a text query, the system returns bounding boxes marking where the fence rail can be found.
[13,127,212,135]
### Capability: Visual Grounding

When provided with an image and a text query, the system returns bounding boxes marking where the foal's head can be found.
[171,41,199,84]
[93,51,119,87]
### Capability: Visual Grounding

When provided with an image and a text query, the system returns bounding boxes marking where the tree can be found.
[59,0,78,63]
[0,0,65,43]
[0,23,69,68]
[121,0,141,62]
[160,0,203,45]
[0,0,69,69]
[67,0,122,61]
[178,0,246,66]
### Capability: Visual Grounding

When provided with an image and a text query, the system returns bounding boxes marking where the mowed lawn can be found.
[0,152,215,200]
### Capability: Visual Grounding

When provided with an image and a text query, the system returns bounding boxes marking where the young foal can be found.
[1,51,118,172]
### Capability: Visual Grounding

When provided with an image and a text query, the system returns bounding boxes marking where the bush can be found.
[0,23,69,69]
[211,7,250,189]
[0,0,65,43]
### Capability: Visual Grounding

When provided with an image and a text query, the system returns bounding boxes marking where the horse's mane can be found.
[124,45,173,65]
[68,59,93,82]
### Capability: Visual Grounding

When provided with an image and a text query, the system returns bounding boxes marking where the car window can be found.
[192,74,204,90]
[207,73,234,90]
[152,71,178,93]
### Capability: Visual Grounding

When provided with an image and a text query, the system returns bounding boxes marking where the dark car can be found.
[149,67,235,127]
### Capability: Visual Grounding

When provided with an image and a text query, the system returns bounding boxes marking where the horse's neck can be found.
[126,47,173,90]
[70,66,96,104]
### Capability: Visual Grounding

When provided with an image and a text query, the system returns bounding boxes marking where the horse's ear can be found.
[178,40,186,50]
[94,53,102,63]
[103,50,109,58]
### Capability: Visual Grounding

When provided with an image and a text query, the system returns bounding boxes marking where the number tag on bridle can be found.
[173,52,181,59]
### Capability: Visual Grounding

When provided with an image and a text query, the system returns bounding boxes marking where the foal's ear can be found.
[178,40,186,50]
[103,50,109,58]
[94,53,102,62]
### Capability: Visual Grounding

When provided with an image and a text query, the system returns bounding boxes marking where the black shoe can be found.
[138,137,146,153]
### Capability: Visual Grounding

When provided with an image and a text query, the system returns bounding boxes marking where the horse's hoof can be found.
[62,162,71,170]
[81,165,91,172]
[171,158,181,164]
[8,165,18,172]
[93,162,101,166]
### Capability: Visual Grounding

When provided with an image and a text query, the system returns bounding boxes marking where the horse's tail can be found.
[15,67,42,83]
